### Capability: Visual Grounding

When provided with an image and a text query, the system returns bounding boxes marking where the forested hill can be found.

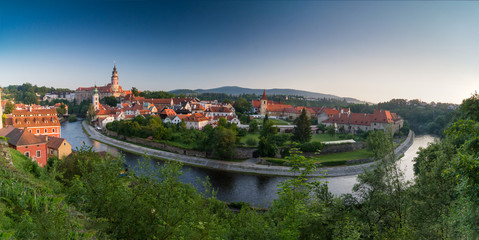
[170,86,365,103]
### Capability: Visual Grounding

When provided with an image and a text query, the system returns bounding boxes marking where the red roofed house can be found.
[204,106,234,118]
[317,107,340,124]
[321,107,403,133]
[283,107,316,119]
[7,108,61,138]
[184,113,209,130]
[190,103,205,114]
[0,126,49,167]
[159,108,177,119]
[47,136,72,160]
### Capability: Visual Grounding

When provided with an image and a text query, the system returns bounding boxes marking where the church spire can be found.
[261,90,267,100]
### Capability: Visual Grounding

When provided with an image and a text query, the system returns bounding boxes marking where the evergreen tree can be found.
[292,109,311,143]
[258,115,278,157]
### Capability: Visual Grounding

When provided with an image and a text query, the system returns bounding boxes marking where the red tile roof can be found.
[0,126,48,146]
[12,109,57,117]
[184,113,208,122]
[47,136,67,149]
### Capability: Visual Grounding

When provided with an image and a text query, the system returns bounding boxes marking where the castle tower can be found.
[259,90,268,115]
[111,64,119,93]
[93,87,100,111]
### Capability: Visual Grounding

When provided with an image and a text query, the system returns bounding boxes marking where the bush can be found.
[299,141,324,152]
[280,148,290,158]
[245,137,258,147]
[21,157,41,178]
[229,201,250,209]
[68,115,77,122]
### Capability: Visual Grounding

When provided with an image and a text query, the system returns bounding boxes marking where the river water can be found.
[61,120,436,207]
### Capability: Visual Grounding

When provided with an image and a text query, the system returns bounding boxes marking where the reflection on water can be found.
[61,120,435,207]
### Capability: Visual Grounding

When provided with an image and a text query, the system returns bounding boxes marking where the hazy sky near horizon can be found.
[1,1,478,104]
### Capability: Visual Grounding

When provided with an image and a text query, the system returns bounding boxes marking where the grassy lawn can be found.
[315,149,373,163]
[241,133,260,145]
[265,119,291,125]
[241,133,354,144]
[264,149,373,167]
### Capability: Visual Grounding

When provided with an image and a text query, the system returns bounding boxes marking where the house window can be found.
[25,146,28,149]
[36,129,40,133]
[50,149,53,154]
[36,150,41,158]
[24,152,30,157]
[44,129,47,133]
[29,130,32,133]
[37,145,39,147]
[52,128,55,133]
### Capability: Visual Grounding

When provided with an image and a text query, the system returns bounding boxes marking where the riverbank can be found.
[82,121,414,177]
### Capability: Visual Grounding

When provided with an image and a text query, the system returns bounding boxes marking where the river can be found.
[61,120,436,207]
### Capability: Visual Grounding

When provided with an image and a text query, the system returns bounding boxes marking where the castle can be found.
[75,65,128,103]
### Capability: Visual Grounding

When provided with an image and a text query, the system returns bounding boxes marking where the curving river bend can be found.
[62,120,436,207]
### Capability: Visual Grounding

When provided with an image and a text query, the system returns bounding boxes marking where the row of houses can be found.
[253,90,403,134]
[318,107,404,133]
[0,101,72,167]
[93,93,239,130]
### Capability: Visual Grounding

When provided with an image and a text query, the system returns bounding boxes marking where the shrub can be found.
[245,137,258,147]
[68,115,77,122]
[229,201,250,209]
[280,148,290,158]
[299,141,324,152]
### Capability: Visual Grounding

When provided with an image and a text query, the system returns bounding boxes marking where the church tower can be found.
[259,90,268,115]
[111,64,119,93]
[93,87,100,111]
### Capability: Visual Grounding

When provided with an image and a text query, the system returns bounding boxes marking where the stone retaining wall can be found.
[0,140,12,164]
[321,142,366,154]
[103,129,255,159]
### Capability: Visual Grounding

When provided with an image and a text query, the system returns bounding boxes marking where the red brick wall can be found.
[16,143,48,167]
[26,126,61,138]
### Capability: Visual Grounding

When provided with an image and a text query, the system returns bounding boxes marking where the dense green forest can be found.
[2,83,70,105]
[0,93,478,239]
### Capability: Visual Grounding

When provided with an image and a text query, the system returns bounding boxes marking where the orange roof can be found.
[11,116,60,128]
[322,108,339,115]
[12,109,57,117]
[177,114,190,120]
[160,108,177,116]
[184,113,208,122]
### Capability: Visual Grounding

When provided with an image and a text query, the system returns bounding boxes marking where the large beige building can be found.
[75,65,128,103]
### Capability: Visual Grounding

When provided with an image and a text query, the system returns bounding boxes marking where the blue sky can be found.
[1,1,478,104]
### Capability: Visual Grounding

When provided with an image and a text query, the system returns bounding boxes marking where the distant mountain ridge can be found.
[169,86,364,103]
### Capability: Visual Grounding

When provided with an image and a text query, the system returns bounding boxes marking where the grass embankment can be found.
[265,149,373,167]
[266,119,291,125]
[0,149,94,238]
